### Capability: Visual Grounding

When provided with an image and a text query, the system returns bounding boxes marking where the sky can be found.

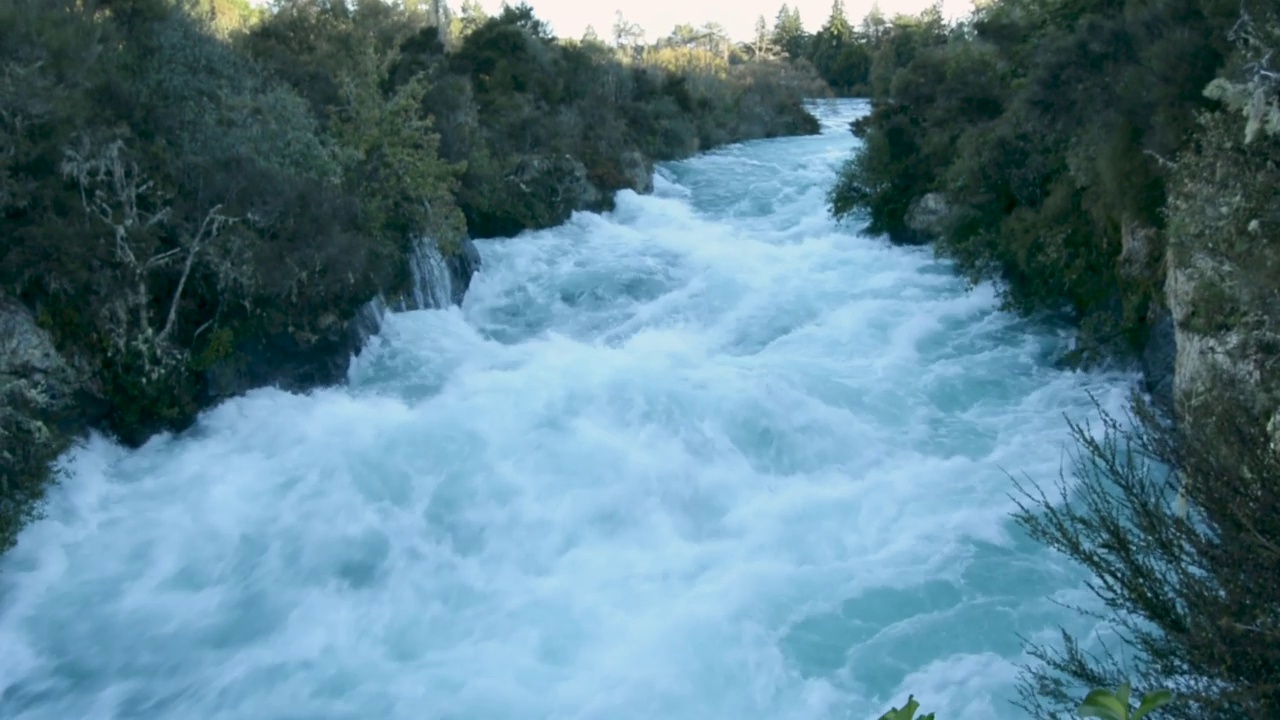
[472,0,975,42]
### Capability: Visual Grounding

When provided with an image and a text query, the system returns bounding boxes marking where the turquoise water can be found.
[0,100,1130,719]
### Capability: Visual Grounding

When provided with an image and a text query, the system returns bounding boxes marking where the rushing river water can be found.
[1,100,1132,720]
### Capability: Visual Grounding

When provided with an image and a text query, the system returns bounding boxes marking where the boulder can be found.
[617,150,654,195]
[905,192,951,240]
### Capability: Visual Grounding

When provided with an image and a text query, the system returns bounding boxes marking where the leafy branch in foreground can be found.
[1078,683,1174,720]
[879,695,935,720]
[880,683,1174,720]
[1010,384,1280,720]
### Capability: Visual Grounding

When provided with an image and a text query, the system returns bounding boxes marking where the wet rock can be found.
[1,297,94,541]
[445,236,483,306]
[200,316,363,404]
[1142,304,1176,413]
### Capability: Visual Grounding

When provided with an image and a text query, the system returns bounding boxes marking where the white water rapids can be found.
[0,100,1132,719]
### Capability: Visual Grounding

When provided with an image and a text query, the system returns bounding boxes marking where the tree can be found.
[454,0,487,39]
[667,22,699,48]
[612,10,644,52]
[821,0,852,41]
[772,4,808,59]
[754,14,775,57]
[861,2,889,44]
[809,0,856,85]
[700,21,730,58]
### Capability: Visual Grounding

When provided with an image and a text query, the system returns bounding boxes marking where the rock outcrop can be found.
[901,192,951,244]
[1164,247,1280,424]
[1,297,95,549]
[508,154,607,224]
[617,151,655,195]
[1162,106,1280,435]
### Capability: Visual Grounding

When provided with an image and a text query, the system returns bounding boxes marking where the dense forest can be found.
[0,0,825,553]
[824,0,1280,717]
[752,0,901,96]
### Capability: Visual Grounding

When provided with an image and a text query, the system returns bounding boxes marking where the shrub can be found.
[1011,387,1280,720]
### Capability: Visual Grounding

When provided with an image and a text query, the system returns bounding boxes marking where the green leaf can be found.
[879,695,921,720]
[1115,682,1131,711]
[1078,689,1128,720]
[1131,689,1175,720]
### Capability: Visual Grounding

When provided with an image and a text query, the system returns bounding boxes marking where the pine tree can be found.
[821,0,852,42]
[747,14,768,57]
[772,4,807,59]
[455,0,487,38]
[861,2,888,44]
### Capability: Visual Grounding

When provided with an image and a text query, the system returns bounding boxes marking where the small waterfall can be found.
[409,238,454,310]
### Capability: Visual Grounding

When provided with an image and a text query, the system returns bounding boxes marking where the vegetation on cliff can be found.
[826,0,1277,367]
[0,0,822,552]
[825,0,1280,715]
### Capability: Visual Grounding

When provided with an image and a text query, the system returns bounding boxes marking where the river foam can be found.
[0,100,1132,720]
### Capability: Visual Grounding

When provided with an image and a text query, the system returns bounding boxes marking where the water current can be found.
[0,100,1133,720]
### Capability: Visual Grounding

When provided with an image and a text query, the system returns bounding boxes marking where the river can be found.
[0,99,1131,720]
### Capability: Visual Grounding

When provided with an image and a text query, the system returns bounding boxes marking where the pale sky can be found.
[474,0,975,42]
[246,0,975,43]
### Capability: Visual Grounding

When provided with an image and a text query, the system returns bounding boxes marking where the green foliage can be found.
[876,686,1178,720]
[766,0,950,95]
[824,0,1273,362]
[0,0,821,553]
[879,695,936,720]
[1078,684,1175,720]
[1011,389,1280,720]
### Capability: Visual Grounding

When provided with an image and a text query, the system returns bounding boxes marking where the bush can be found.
[1011,387,1280,720]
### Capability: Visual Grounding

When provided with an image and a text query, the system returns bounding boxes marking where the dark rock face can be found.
[446,237,484,306]
[202,236,482,405]
[200,319,364,405]
[1142,304,1177,414]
